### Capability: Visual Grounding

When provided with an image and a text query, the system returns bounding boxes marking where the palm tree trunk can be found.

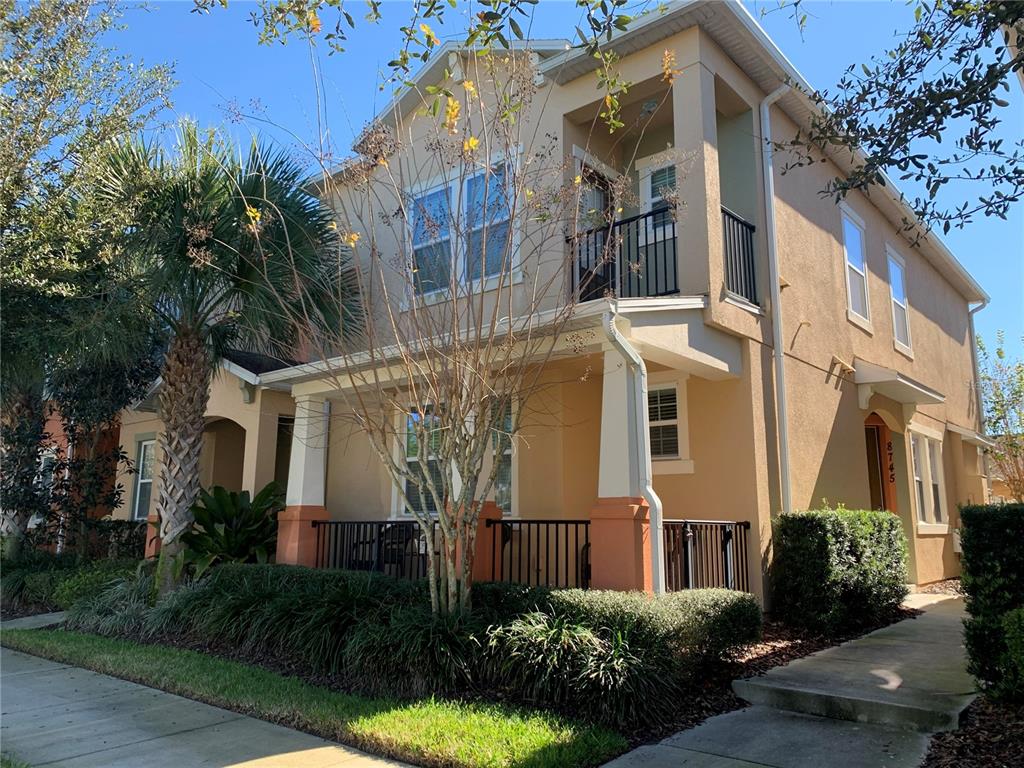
[154,330,212,597]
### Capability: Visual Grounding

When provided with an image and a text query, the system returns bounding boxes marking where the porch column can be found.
[589,350,654,591]
[276,394,329,566]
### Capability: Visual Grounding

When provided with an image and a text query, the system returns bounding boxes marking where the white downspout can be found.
[603,309,666,594]
[761,84,793,514]
[968,298,990,434]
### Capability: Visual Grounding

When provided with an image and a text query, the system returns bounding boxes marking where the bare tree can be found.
[266,47,671,615]
[978,332,1024,502]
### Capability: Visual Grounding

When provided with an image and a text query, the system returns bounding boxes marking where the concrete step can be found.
[732,675,974,732]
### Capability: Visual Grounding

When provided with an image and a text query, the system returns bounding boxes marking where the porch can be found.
[272,311,768,598]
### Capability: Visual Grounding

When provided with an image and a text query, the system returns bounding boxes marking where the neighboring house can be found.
[113,0,991,598]
[114,351,298,545]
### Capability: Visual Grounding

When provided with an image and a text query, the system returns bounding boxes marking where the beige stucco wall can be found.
[305,19,985,591]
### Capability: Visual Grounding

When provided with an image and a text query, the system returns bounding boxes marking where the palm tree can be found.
[97,122,359,595]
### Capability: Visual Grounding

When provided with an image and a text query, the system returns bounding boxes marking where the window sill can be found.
[408,270,523,309]
[894,340,914,361]
[652,457,695,475]
[916,522,950,536]
[847,309,874,335]
[724,293,763,316]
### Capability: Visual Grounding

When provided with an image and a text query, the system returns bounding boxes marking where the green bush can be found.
[1001,608,1024,701]
[178,483,284,578]
[66,573,154,636]
[771,508,908,632]
[52,561,139,610]
[68,560,762,729]
[1,551,78,607]
[960,504,1024,699]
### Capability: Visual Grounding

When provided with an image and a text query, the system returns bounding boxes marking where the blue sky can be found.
[116,1,1022,354]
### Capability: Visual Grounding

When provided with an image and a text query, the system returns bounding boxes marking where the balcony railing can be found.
[572,208,680,302]
[486,518,591,588]
[662,519,751,592]
[721,206,758,305]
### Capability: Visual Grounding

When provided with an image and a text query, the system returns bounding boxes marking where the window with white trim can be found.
[132,440,155,520]
[492,402,514,514]
[409,163,512,296]
[910,432,946,524]
[648,386,680,459]
[841,210,870,323]
[403,406,444,514]
[887,249,912,352]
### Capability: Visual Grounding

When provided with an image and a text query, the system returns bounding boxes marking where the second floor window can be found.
[887,249,912,353]
[841,209,870,325]
[410,164,511,296]
[640,162,677,241]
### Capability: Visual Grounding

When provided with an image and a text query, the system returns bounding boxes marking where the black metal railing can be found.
[486,518,591,588]
[572,208,680,302]
[662,519,751,592]
[312,519,438,580]
[721,206,758,305]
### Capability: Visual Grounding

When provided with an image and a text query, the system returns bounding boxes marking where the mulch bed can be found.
[915,578,965,597]
[921,695,1024,768]
[0,604,55,621]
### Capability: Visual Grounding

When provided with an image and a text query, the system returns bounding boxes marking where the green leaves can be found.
[177,481,285,578]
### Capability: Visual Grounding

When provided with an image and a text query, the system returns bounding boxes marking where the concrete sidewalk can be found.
[0,641,408,767]
[604,596,974,768]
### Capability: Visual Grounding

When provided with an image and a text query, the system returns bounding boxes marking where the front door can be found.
[864,414,898,512]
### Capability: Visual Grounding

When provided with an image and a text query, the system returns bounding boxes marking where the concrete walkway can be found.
[604,597,974,768]
[1,621,409,768]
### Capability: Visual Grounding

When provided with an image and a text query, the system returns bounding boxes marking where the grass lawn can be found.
[1,628,625,768]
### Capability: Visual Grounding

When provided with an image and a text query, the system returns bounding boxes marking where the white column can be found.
[285,394,328,507]
[598,349,641,498]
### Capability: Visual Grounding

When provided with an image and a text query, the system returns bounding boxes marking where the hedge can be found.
[771,508,908,632]
[67,562,762,728]
[1,552,139,612]
[960,504,1024,700]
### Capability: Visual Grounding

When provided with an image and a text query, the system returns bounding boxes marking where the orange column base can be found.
[276,505,329,567]
[472,501,504,583]
[588,497,653,592]
[144,513,161,560]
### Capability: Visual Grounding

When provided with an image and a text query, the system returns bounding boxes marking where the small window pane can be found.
[139,442,155,481]
[928,440,944,522]
[649,165,676,200]
[894,304,910,347]
[467,165,510,229]
[650,424,679,458]
[413,241,452,295]
[648,389,677,422]
[843,216,866,272]
[467,220,510,281]
[406,459,443,513]
[134,482,152,520]
[911,435,927,522]
[412,188,451,245]
[494,453,512,513]
[848,267,868,318]
[889,257,906,303]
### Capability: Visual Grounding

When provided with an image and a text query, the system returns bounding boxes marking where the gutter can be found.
[761,84,793,515]
[602,310,666,594]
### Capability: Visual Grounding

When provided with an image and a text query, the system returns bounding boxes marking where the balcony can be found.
[572,208,680,302]
[571,206,758,305]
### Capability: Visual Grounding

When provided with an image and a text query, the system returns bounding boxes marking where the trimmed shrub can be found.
[1,551,78,608]
[1001,608,1024,701]
[344,605,483,697]
[771,508,908,632]
[66,573,154,636]
[960,504,1024,699]
[663,589,764,661]
[52,561,139,610]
